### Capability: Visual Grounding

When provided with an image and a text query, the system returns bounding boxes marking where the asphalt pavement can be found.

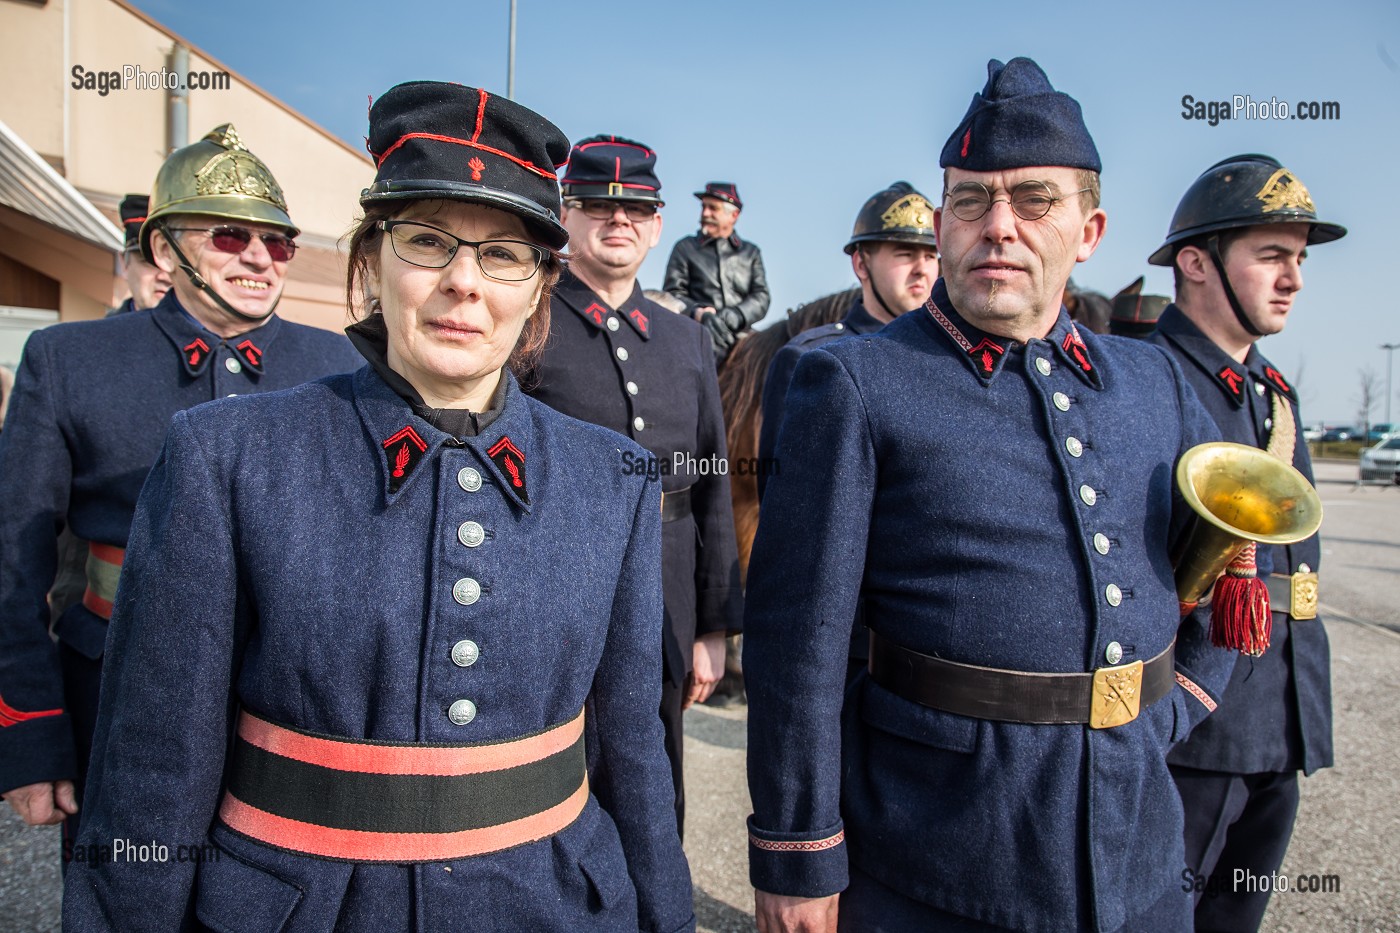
[2,460,1396,932]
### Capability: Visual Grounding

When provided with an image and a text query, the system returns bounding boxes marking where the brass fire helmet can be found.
[1173,441,1323,605]
[139,123,298,264]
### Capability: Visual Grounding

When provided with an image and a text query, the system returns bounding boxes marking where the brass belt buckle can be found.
[1290,571,1319,620]
[1090,660,1144,729]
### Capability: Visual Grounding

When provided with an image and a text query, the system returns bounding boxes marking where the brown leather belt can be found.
[660,486,693,523]
[1265,571,1319,620]
[868,631,1176,729]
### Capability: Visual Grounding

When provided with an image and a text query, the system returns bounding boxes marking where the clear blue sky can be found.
[126,0,1397,425]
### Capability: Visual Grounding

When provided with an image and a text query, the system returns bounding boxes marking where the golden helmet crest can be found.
[141,124,297,262]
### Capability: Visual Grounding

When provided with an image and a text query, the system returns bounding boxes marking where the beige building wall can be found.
[0,0,374,330]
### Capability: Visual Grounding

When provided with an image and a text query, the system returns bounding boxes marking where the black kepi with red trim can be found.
[694,181,741,209]
[559,135,664,204]
[363,81,571,249]
[119,194,147,251]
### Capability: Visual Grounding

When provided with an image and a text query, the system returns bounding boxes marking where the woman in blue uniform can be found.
[63,82,694,933]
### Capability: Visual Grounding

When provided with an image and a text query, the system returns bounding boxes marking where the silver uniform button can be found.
[1264,418,1273,429]
[1053,392,1071,411]
[1299,562,1311,573]
[626,381,638,395]
[834,323,845,331]
[225,356,242,374]
[1105,584,1123,607]
[452,578,481,606]
[457,521,485,548]
[1255,382,1266,395]
[1065,436,1084,458]
[448,699,477,725]
[1079,484,1097,506]
[1035,358,1052,376]
[633,416,645,431]
[1105,641,1123,665]
[451,639,480,667]
[457,467,482,492]
[616,347,629,361]
[606,317,620,331]
[1094,533,1111,555]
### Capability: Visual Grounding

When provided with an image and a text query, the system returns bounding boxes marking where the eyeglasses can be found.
[942,181,1092,222]
[565,199,659,222]
[166,225,298,262]
[379,220,545,282]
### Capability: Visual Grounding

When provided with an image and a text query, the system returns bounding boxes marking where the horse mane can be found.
[720,285,861,582]
[1064,278,1112,335]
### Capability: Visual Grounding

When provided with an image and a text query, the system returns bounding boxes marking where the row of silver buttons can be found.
[1037,355,1124,665]
[449,466,486,724]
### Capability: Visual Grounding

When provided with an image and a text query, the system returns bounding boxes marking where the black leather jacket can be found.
[662,232,770,331]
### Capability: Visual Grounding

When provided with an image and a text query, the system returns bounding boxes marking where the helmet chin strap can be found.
[161,223,279,325]
[1205,235,1264,338]
[861,246,904,320]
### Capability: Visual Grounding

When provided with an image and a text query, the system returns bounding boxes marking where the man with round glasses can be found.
[744,58,1232,931]
[0,125,359,858]
[525,135,743,838]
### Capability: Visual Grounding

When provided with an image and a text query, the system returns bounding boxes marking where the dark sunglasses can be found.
[167,225,298,262]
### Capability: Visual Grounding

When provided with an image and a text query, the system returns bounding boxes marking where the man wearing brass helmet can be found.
[1147,154,1345,933]
[0,125,359,857]
[757,180,939,504]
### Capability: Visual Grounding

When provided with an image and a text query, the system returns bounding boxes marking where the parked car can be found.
[1359,436,1400,481]
[1367,423,1394,443]
[1321,426,1357,442]
[1303,424,1324,442]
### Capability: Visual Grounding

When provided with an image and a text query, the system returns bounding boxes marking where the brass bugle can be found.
[1172,442,1323,605]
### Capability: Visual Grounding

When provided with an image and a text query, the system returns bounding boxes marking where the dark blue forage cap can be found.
[940,57,1101,173]
[559,135,664,204]
[362,81,571,249]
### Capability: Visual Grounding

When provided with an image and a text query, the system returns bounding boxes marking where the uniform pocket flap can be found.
[860,679,979,754]
[195,848,303,933]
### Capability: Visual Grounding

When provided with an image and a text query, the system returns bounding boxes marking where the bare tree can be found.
[1356,367,1381,438]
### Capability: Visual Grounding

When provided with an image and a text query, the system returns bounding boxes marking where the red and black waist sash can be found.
[219,708,588,862]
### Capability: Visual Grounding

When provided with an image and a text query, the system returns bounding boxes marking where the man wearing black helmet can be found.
[757,181,938,505]
[1147,155,1345,933]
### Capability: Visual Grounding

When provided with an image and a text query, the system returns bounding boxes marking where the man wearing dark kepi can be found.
[108,194,172,315]
[743,57,1235,932]
[1148,154,1344,933]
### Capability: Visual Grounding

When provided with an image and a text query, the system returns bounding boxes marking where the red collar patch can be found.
[582,303,606,327]
[236,338,265,374]
[183,337,211,373]
[487,436,528,504]
[1061,329,1093,374]
[1216,365,1246,406]
[926,298,1004,381]
[382,425,428,494]
[1262,365,1296,402]
[628,307,650,335]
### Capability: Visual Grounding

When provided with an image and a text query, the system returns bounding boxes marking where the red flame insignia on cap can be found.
[469,157,485,182]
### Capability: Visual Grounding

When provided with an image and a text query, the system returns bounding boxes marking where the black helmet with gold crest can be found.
[1148,154,1346,266]
[844,181,938,255]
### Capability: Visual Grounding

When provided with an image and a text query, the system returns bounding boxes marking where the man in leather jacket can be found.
[663,182,770,364]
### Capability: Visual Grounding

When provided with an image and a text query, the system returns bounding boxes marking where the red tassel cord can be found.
[1208,542,1272,656]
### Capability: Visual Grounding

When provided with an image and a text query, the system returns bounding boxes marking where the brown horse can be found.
[719,286,861,582]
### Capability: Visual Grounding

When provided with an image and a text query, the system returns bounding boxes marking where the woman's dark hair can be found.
[344,201,562,378]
